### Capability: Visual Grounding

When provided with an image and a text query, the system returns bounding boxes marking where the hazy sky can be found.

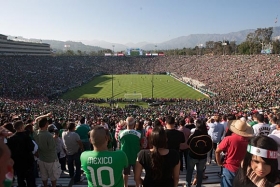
[1,0,279,44]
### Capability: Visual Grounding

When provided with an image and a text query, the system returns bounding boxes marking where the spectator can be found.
[53,130,66,171]
[109,125,117,151]
[75,117,91,151]
[186,119,213,187]
[80,126,128,187]
[24,124,35,140]
[54,119,62,131]
[165,116,185,153]
[100,119,109,129]
[25,124,39,178]
[2,123,15,135]
[62,122,84,183]
[248,113,258,127]
[216,120,254,187]
[207,115,224,164]
[185,117,195,131]
[178,118,191,171]
[135,120,147,149]
[0,126,14,187]
[268,119,280,178]
[7,120,35,187]
[134,126,180,187]
[145,120,153,149]
[114,120,126,145]
[119,117,141,187]
[269,116,278,134]
[0,126,13,139]
[0,141,14,187]
[253,114,271,136]
[34,117,61,187]
[221,115,228,139]
[105,128,114,151]
[233,136,279,187]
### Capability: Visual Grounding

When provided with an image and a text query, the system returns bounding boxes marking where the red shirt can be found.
[218,133,249,172]
[145,127,153,149]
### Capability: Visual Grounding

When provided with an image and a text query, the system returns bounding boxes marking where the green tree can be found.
[272,39,280,54]
[229,41,237,54]
[255,27,273,44]
[89,51,97,56]
[246,32,256,55]
[77,50,82,56]
[238,41,250,54]
[205,41,215,54]
[245,27,273,54]
[213,42,223,55]
[65,50,75,56]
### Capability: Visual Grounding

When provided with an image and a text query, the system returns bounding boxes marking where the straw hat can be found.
[228,120,254,137]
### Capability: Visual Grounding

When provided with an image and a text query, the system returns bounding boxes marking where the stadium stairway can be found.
[71,163,221,187]
[11,163,221,187]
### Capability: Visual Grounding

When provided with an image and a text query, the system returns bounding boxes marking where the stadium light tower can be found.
[111,45,115,102]
[198,44,203,55]
[222,42,227,55]
[151,59,155,100]
[111,69,114,100]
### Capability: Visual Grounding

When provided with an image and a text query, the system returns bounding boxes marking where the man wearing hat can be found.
[215,120,254,187]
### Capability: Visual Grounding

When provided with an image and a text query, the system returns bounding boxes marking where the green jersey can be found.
[76,124,90,142]
[249,121,258,126]
[119,129,141,165]
[81,150,128,187]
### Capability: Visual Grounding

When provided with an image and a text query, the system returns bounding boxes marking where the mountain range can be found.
[7,27,280,52]
[81,27,280,51]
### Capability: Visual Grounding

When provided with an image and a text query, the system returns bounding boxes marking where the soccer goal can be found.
[124,93,143,101]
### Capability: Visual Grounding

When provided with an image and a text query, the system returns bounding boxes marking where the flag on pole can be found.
[275,15,278,23]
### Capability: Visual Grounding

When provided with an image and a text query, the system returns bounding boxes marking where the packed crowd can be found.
[1,111,280,187]
[0,55,279,113]
[0,55,280,187]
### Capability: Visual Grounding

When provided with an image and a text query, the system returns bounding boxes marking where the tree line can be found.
[55,27,280,56]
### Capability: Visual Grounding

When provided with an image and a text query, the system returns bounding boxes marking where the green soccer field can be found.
[61,75,207,100]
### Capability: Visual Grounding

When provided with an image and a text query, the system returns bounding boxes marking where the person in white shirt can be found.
[220,115,228,140]
[62,122,84,183]
[268,119,280,176]
[269,116,278,134]
[252,114,271,136]
[207,115,224,164]
[100,119,109,129]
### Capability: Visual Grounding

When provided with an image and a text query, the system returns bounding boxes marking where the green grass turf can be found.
[61,75,207,100]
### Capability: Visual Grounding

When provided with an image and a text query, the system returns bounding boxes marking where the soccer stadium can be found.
[1,9,280,187]
[61,74,208,100]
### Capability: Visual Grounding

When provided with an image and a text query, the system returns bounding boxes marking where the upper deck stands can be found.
[0,34,51,56]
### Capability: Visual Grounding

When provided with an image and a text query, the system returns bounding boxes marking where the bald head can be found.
[90,126,108,147]
[126,117,136,129]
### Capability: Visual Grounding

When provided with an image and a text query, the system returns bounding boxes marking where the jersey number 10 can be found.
[87,166,115,187]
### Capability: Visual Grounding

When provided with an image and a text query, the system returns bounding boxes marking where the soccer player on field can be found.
[81,126,128,187]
